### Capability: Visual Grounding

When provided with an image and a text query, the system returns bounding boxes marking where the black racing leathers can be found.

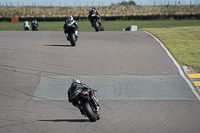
[88,9,99,19]
[68,82,90,107]
[31,20,39,30]
[63,19,78,34]
[88,9,100,24]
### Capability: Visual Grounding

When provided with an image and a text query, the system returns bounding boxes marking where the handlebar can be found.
[92,89,97,92]
[91,14,99,17]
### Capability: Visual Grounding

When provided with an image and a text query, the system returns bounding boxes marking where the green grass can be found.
[101,20,200,31]
[140,26,200,72]
[1,20,200,31]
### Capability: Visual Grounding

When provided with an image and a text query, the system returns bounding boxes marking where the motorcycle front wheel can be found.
[95,21,99,32]
[25,27,29,31]
[70,33,76,46]
[82,102,97,122]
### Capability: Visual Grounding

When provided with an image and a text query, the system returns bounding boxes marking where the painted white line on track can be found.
[144,31,200,101]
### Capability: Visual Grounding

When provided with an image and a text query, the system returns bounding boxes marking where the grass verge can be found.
[1,20,200,31]
[140,26,200,72]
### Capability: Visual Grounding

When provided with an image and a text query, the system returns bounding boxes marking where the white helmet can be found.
[68,16,73,21]
[72,78,81,83]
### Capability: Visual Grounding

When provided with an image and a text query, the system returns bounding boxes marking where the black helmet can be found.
[92,7,96,10]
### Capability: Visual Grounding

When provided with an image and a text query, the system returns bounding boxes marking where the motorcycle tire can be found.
[25,27,29,31]
[95,22,99,32]
[82,102,97,122]
[70,33,76,46]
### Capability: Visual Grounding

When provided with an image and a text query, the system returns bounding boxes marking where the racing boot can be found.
[65,33,70,40]
[78,105,85,116]
[96,113,100,120]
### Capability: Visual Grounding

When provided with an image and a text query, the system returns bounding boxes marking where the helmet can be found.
[68,16,73,21]
[92,7,96,10]
[72,78,81,83]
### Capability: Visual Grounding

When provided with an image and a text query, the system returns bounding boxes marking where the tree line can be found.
[111,1,136,6]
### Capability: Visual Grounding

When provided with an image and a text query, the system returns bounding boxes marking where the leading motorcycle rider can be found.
[88,7,100,27]
[63,16,78,40]
[68,78,99,115]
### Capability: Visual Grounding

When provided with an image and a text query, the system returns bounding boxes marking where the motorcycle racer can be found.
[88,7,100,27]
[23,21,30,31]
[68,78,99,115]
[63,16,78,40]
[31,19,39,31]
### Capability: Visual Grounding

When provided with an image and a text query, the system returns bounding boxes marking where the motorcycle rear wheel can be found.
[82,102,97,122]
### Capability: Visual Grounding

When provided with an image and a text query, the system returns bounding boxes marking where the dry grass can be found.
[0,5,200,18]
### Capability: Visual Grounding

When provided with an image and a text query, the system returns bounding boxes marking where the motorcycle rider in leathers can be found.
[63,16,78,40]
[31,19,39,31]
[88,7,100,27]
[68,78,99,115]
[23,21,30,30]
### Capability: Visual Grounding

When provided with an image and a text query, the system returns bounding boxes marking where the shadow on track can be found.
[44,45,73,47]
[38,119,89,122]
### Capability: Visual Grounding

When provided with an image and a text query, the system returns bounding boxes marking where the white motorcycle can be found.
[23,21,30,31]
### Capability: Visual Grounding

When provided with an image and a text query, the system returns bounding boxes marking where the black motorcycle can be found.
[91,14,101,32]
[76,88,100,122]
[32,24,38,31]
[66,25,78,46]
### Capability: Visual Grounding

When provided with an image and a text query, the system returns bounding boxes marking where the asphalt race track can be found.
[0,31,200,133]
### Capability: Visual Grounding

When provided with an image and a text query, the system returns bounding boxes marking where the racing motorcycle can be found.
[76,88,100,122]
[24,25,30,31]
[32,24,38,31]
[91,14,101,32]
[65,25,78,46]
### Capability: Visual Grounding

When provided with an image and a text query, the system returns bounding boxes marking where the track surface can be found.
[0,31,200,133]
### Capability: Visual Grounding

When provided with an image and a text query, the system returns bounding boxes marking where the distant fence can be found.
[0,1,197,7]
[0,18,11,21]
[0,14,200,22]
